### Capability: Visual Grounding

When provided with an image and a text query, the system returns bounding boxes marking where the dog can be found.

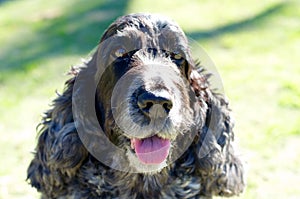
[27,13,245,198]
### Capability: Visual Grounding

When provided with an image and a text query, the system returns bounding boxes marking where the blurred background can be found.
[0,0,299,198]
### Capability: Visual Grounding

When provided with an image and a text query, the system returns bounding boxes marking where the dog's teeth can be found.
[130,139,136,149]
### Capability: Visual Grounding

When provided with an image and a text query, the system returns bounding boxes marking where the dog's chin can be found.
[126,147,169,174]
[123,133,174,173]
[126,150,168,173]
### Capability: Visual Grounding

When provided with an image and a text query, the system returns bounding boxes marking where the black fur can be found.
[27,13,245,198]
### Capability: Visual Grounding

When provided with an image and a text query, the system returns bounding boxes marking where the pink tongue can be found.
[132,136,170,165]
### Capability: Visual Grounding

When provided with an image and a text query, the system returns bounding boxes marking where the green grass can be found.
[1,0,300,198]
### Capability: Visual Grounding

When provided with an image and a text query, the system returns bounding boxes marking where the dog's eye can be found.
[114,47,127,58]
[171,52,185,65]
[171,51,184,61]
[173,53,182,60]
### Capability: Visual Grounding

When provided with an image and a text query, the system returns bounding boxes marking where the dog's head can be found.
[95,13,204,172]
[75,13,205,172]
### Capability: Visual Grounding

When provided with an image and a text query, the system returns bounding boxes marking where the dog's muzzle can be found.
[111,51,188,166]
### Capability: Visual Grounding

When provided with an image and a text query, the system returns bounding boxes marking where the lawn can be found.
[0,0,299,198]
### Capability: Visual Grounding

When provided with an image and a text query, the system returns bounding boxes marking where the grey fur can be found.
[27,13,245,199]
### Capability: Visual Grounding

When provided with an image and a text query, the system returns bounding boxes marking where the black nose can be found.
[137,91,173,114]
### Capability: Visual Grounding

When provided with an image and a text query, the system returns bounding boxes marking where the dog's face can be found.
[93,14,200,172]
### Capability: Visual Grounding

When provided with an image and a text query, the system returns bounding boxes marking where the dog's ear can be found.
[27,74,88,197]
[100,23,117,42]
[190,69,245,196]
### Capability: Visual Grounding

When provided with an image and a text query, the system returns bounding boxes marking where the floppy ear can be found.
[27,68,88,197]
[190,69,245,196]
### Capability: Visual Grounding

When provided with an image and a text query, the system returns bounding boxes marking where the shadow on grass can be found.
[0,0,129,76]
[187,2,287,41]
[0,0,14,5]
[0,1,288,78]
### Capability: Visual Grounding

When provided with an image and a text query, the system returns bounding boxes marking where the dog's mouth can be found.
[130,135,171,165]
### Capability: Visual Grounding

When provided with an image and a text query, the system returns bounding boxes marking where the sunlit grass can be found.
[1,0,300,198]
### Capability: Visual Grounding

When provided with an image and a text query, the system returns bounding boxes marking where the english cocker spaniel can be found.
[27,13,245,199]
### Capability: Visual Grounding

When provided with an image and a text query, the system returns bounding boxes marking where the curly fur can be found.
[27,13,245,199]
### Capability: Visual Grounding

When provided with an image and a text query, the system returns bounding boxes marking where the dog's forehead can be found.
[98,13,193,66]
[101,13,187,46]
[116,13,180,32]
